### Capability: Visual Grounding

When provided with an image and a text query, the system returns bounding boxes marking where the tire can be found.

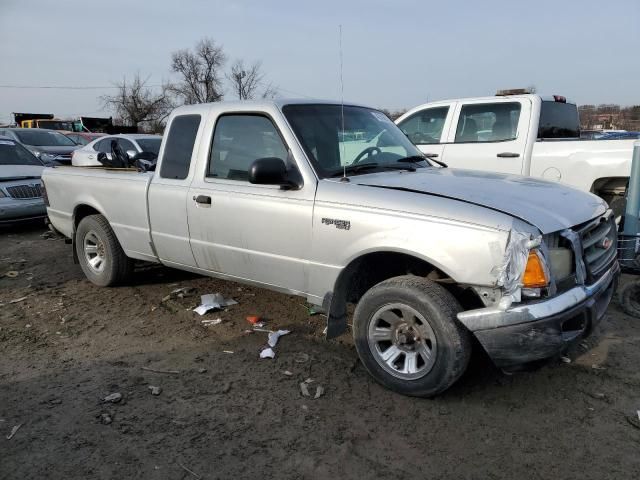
[75,214,133,286]
[619,281,640,318]
[353,275,471,397]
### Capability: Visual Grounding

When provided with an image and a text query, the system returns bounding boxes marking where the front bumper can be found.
[0,198,46,223]
[457,262,620,367]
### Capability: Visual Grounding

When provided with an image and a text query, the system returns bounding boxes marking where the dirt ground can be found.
[1,222,639,480]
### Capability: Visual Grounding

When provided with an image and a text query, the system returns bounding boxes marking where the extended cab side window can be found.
[159,115,201,180]
[208,114,288,181]
[454,102,521,143]
[397,107,449,145]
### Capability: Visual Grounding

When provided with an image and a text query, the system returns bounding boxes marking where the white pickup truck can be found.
[42,99,619,397]
[395,93,634,215]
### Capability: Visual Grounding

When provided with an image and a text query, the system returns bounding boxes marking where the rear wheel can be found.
[75,214,133,286]
[353,275,471,397]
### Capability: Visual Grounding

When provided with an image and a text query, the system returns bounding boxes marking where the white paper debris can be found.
[260,348,276,359]
[267,329,291,348]
[6,424,22,440]
[201,318,222,326]
[193,293,238,316]
[300,382,310,397]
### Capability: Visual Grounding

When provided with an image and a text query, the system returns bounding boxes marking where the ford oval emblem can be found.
[599,237,613,250]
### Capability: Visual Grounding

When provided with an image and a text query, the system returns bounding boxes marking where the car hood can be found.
[353,167,606,234]
[28,146,77,155]
[0,164,44,181]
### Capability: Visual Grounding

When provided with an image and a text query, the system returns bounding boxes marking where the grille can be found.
[578,214,617,281]
[6,183,42,199]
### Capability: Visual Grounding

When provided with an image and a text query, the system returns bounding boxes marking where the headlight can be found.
[547,247,573,281]
[0,189,6,198]
[30,150,42,158]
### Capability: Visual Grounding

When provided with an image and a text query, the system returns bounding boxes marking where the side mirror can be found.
[249,157,301,189]
[126,150,137,159]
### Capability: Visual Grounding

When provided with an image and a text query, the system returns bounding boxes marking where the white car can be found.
[71,134,162,166]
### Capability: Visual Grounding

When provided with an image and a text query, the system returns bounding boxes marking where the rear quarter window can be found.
[159,115,201,180]
[538,101,580,139]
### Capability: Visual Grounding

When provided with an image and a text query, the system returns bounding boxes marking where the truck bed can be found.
[43,166,157,262]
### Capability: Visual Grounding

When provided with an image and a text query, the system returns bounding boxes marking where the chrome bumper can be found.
[458,261,620,332]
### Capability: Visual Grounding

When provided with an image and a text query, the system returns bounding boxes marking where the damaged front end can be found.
[458,212,619,368]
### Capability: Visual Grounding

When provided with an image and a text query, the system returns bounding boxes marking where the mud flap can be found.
[323,292,348,339]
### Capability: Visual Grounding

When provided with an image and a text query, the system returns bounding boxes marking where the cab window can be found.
[454,102,521,143]
[159,115,201,180]
[397,106,449,145]
[208,114,288,181]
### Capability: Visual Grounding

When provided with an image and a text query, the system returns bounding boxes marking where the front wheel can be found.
[75,214,133,286]
[353,275,471,397]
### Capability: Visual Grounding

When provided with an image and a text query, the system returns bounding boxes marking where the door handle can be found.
[496,152,520,158]
[193,195,212,205]
[424,153,439,158]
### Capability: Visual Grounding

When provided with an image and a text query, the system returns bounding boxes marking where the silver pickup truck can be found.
[42,100,619,397]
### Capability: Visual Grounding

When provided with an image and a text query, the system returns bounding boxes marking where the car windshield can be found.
[14,130,76,147]
[0,139,43,166]
[136,138,161,155]
[282,104,427,177]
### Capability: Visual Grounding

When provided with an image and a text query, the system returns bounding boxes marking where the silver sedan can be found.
[0,136,46,223]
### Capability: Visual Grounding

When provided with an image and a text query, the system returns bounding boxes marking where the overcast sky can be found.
[1,0,638,123]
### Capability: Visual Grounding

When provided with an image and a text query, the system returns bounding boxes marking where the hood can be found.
[0,164,44,181]
[28,146,77,155]
[353,168,606,234]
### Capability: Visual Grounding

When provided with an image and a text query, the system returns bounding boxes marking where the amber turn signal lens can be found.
[523,251,548,288]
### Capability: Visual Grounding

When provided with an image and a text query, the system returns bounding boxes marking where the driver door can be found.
[187,112,315,293]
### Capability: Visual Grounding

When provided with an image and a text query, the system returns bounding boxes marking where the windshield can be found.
[0,139,43,166]
[283,104,426,177]
[136,138,161,155]
[14,130,76,147]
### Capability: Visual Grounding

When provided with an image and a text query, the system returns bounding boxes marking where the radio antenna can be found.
[338,24,348,182]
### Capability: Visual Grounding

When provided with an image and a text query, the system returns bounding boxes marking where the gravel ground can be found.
[1,222,639,479]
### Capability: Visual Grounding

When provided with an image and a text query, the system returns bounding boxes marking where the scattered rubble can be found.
[299,378,324,399]
[267,329,291,348]
[141,366,180,375]
[294,353,309,364]
[148,386,162,396]
[260,347,276,359]
[193,293,237,315]
[100,413,113,425]
[6,424,22,440]
[201,318,222,326]
[103,393,122,403]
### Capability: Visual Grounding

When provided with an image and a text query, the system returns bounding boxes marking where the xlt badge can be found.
[322,218,351,230]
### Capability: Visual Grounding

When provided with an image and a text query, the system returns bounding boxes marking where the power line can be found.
[0,84,164,90]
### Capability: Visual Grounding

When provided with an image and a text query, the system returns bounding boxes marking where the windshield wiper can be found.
[398,155,448,168]
[330,162,416,177]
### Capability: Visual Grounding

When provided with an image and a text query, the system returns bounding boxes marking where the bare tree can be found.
[169,38,227,104]
[101,74,172,128]
[228,59,279,100]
